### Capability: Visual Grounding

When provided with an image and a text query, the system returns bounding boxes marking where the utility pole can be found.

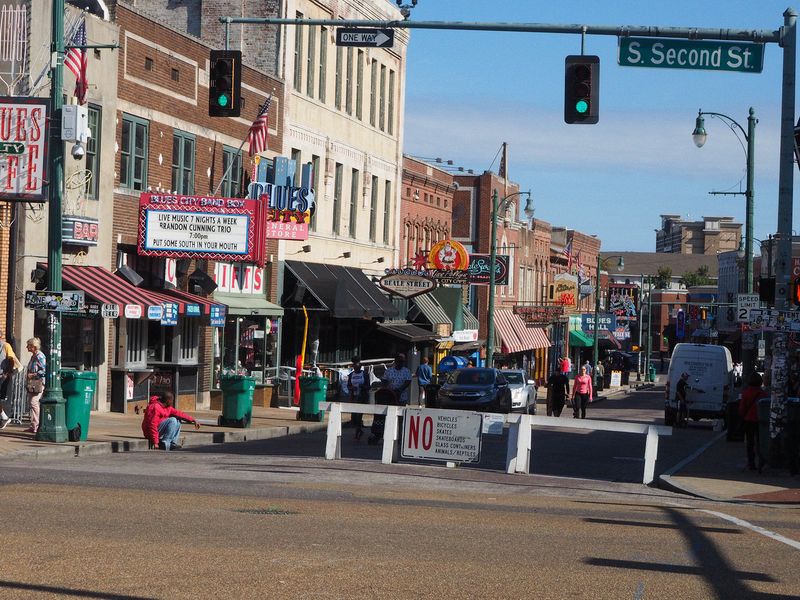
[37,0,67,442]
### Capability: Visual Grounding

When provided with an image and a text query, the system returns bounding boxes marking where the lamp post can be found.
[693,108,756,385]
[37,0,67,442]
[485,189,533,368]
[592,255,624,394]
[692,108,756,293]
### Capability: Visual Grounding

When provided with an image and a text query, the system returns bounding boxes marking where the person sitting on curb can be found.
[141,392,199,451]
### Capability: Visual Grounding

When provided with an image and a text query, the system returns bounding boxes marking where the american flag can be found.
[248,97,271,156]
[65,20,88,105]
[563,241,573,270]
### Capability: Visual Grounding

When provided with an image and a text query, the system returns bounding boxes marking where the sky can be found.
[401,1,797,252]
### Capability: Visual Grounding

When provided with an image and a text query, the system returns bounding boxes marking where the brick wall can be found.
[400,157,453,266]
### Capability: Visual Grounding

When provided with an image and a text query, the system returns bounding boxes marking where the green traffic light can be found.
[217,94,229,107]
[575,99,589,114]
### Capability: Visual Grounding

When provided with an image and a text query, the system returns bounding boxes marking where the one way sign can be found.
[336,28,394,48]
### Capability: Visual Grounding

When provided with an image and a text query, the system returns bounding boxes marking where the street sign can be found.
[737,293,760,322]
[401,408,482,463]
[335,28,394,48]
[24,290,84,312]
[379,273,436,298]
[618,37,764,73]
[758,339,766,359]
[0,142,24,155]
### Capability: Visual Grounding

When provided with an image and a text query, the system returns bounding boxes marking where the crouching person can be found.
[142,392,200,451]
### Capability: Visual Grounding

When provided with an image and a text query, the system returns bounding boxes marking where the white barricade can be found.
[505,414,672,484]
[320,403,672,485]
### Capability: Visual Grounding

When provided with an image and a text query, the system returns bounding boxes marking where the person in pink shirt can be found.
[571,365,593,419]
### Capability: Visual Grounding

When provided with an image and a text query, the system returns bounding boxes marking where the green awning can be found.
[213,293,284,316]
[569,329,594,347]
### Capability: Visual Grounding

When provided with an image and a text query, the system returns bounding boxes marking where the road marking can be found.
[700,509,800,551]
[633,582,645,599]
[661,431,726,476]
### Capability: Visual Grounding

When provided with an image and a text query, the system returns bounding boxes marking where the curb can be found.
[657,432,727,501]
[5,421,329,460]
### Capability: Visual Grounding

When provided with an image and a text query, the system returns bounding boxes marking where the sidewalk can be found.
[0,405,327,459]
[660,433,800,505]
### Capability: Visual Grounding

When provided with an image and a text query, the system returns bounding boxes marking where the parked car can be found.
[436,368,512,413]
[502,369,537,414]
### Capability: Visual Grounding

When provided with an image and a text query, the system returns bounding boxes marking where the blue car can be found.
[436,368,513,414]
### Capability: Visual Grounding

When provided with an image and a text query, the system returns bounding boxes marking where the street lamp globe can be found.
[692,112,708,148]
[523,194,534,219]
[616,257,625,272]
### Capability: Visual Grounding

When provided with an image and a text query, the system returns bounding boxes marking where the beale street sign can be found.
[379,273,436,299]
[618,37,764,73]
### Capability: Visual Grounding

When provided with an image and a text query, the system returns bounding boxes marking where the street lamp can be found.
[485,189,534,368]
[37,0,68,442]
[592,255,624,394]
[692,108,756,294]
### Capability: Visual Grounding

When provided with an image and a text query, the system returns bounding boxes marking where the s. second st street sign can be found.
[336,28,394,48]
[618,37,764,73]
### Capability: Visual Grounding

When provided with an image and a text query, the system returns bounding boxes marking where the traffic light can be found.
[209,50,242,117]
[793,277,800,306]
[564,55,599,124]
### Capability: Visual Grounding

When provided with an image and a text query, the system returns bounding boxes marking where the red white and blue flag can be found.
[563,241,573,270]
[65,19,88,105]
[248,97,272,156]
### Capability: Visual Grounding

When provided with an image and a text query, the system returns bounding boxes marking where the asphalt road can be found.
[0,388,797,600]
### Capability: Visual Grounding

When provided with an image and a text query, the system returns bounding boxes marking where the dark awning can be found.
[284,260,399,319]
[377,322,439,342]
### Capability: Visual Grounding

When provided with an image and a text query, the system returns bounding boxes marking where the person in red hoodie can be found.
[142,392,200,451]
[738,372,768,471]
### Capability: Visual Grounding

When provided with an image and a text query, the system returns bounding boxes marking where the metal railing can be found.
[5,370,29,424]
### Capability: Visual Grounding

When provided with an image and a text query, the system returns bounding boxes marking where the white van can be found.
[665,343,734,426]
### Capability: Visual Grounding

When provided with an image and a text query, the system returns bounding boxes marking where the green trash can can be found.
[218,375,256,428]
[298,375,328,421]
[647,365,657,382]
[61,370,97,442]
[757,397,771,462]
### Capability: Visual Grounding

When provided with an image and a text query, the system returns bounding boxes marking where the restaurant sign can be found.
[0,97,49,202]
[467,254,509,285]
[138,193,267,266]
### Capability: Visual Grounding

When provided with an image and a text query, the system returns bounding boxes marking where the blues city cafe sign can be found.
[248,156,316,241]
[467,254,509,286]
[0,97,49,202]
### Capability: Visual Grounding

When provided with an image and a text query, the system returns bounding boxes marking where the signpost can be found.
[737,293,761,323]
[401,408,482,463]
[335,28,394,48]
[618,37,764,73]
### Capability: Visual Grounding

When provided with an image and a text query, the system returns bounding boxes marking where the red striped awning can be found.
[60,264,163,316]
[496,310,552,353]
[494,309,526,354]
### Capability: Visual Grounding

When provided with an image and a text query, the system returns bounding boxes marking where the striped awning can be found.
[495,309,551,354]
[60,264,163,315]
[411,293,451,325]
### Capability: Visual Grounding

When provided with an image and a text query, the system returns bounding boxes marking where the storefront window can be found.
[213,315,278,388]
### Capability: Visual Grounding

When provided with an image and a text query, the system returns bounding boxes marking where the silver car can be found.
[503,370,537,414]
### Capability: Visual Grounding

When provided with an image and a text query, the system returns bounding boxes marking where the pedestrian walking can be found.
[595,361,605,392]
[546,369,570,417]
[0,332,21,429]
[24,337,46,434]
[415,356,432,407]
[583,360,593,378]
[347,356,369,441]
[571,365,593,419]
[369,353,411,445]
[141,392,200,451]
[738,372,767,471]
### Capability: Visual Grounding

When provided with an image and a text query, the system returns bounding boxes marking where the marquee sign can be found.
[467,254,509,285]
[379,273,436,298]
[0,97,49,201]
[62,215,99,246]
[138,193,266,266]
